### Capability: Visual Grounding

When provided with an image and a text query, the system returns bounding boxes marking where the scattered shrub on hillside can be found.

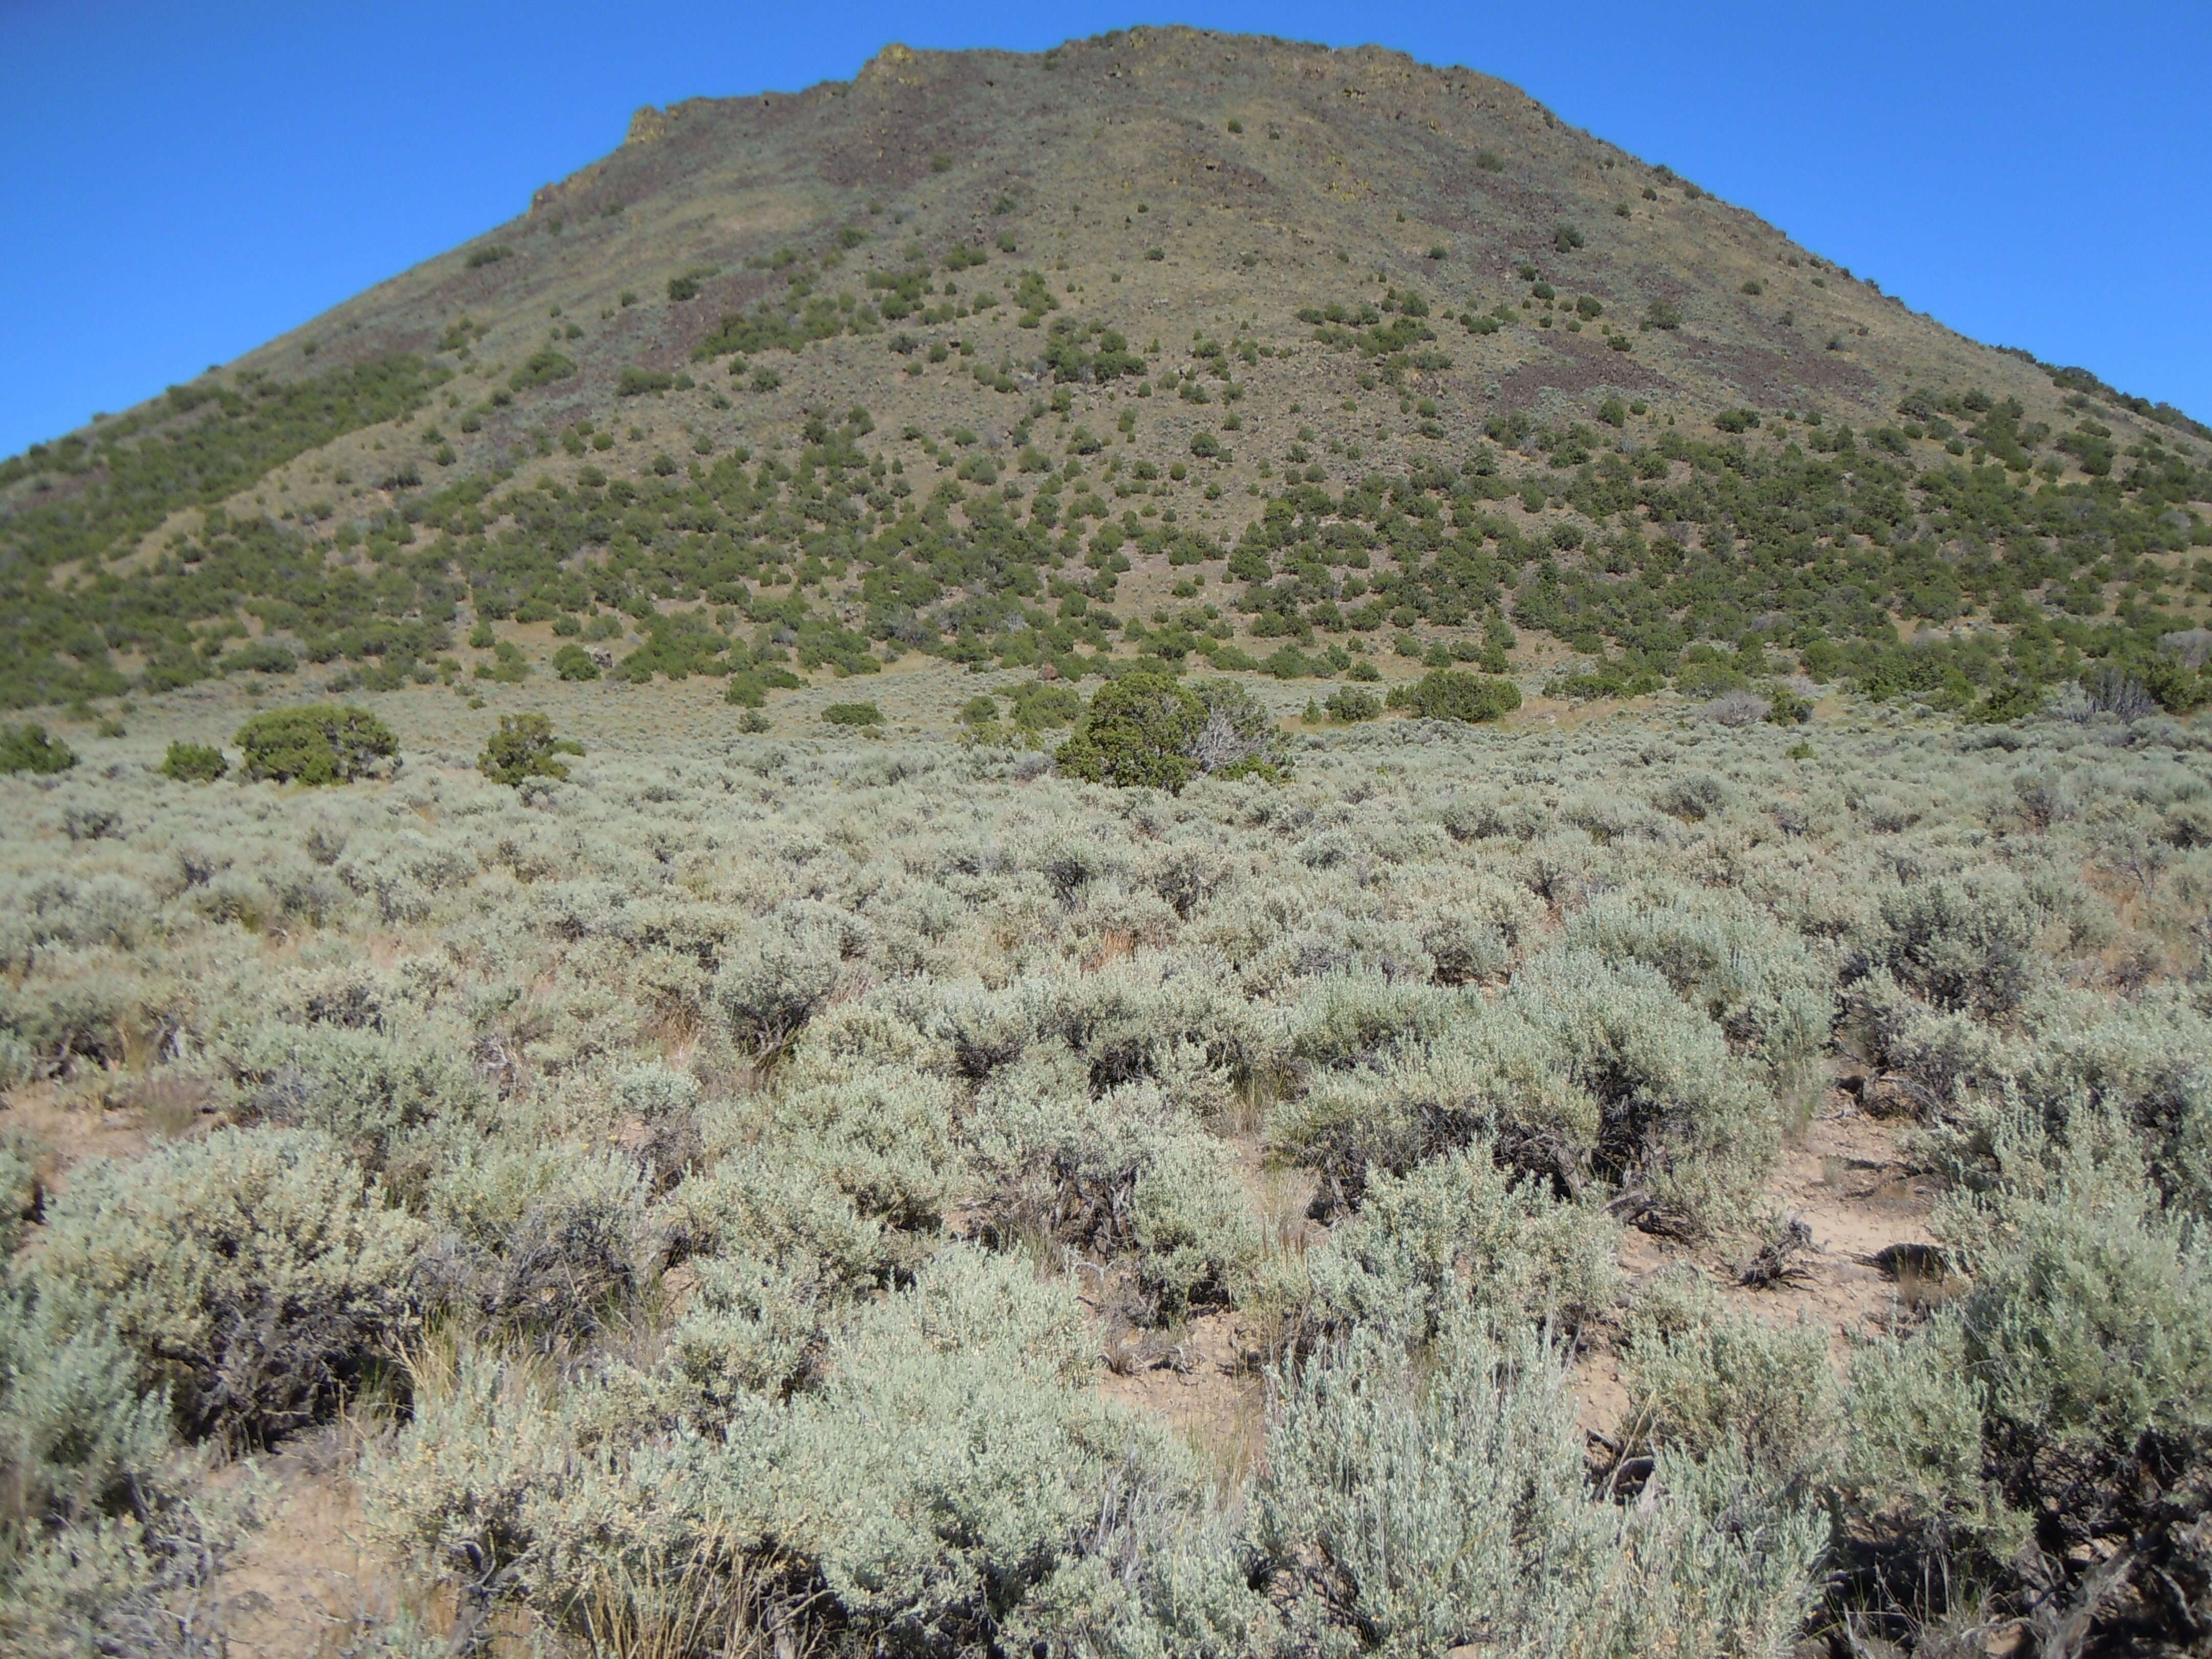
[1703,689,1770,727]
[235,704,396,784]
[551,642,601,680]
[159,739,228,781]
[1058,672,1206,792]
[1385,669,1522,722]
[477,712,583,786]
[1190,677,1290,778]
[0,725,77,775]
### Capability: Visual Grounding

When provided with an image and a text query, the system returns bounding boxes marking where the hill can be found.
[3,25,2210,721]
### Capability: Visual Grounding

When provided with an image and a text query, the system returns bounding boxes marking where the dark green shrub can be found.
[551,643,601,681]
[1324,687,1381,721]
[1056,673,1205,792]
[0,725,77,775]
[235,705,396,785]
[1385,670,1521,723]
[1008,679,1082,729]
[1554,223,1585,252]
[478,713,583,786]
[509,349,576,390]
[2060,426,2116,476]
[160,740,228,782]
[822,702,884,727]
[220,639,297,675]
[1764,688,1813,725]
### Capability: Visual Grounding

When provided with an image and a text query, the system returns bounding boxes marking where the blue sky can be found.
[3,1,2206,458]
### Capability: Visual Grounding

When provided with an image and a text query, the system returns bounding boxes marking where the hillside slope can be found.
[4,25,2209,716]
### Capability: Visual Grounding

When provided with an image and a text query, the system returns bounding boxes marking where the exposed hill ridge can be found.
[2,25,2208,718]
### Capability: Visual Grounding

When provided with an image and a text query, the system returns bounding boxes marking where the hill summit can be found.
[4,26,2208,718]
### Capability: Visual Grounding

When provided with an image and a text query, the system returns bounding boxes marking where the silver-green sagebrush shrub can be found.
[1274,951,1776,1235]
[1270,1008,1598,1216]
[229,1021,492,1174]
[370,1249,1260,1656]
[423,1140,653,1337]
[28,1126,424,1442]
[2000,990,2212,1218]
[673,1145,904,1293]
[1625,1305,1842,1493]
[0,964,145,1079]
[1301,1146,1622,1342]
[1282,971,1466,1073]
[0,1485,258,1659]
[1129,1131,1264,1316]
[757,1060,962,1233]
[1255,1318,1823,1657]
[1811,1127,2212,1643]
[662,1250,840,1404]
[612,1058,704,1120]
[712,909,845,1052]
[676,1057,960,1292]
[0,1295,173,1526]
[334,830,477,924]
[701,1248,1250,1653]
[1564,881,1833,1096]
[1831,1318,2028,1628]
[1864,982,2212,1218]
[1,1270,257,1654]
[363,1344,600,1646]
[1868,873,2047,1018]
[1504,949,1782,1235]
[0,1136,36,1259]
[969,1055,1259,1315]
[1942,1135,2212,1558]
[1056,948,1271,1095]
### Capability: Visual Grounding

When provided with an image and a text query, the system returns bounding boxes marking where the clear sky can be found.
[3,1,2207,459]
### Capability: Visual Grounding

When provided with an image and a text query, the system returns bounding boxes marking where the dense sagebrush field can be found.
[5,25,2212,1659]
[3,678,2210,1657]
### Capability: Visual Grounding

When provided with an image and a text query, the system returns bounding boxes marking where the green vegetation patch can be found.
[0,723,77,775]
[234,704,396,784]
[478,711,583,786]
